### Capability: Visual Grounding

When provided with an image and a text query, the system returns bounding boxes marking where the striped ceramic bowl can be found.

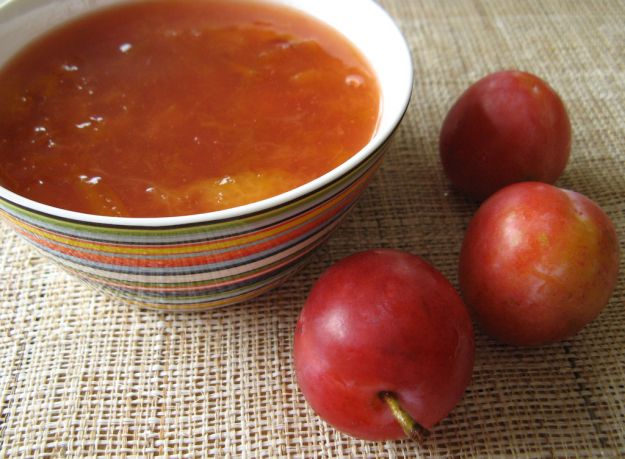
[0,0,413,311]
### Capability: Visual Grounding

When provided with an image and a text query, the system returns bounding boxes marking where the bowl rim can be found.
[0,0,414,228]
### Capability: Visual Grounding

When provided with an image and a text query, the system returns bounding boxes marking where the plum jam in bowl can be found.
[0,0,413,310]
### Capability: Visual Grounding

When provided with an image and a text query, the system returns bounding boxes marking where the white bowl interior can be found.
[0,0,413,226]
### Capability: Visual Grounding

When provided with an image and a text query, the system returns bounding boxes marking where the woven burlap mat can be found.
[1,0,624,457]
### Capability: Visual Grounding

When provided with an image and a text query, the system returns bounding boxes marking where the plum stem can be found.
[379,391,429,442]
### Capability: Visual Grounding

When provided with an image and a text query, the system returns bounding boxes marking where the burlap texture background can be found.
[1,0,624,457]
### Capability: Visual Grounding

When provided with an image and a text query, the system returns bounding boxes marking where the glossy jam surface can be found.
[0,0,379,217]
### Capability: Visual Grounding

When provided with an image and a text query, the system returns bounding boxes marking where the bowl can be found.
[0,0,413,311]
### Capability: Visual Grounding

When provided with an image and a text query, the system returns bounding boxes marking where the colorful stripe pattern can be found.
[0,137,394,310]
